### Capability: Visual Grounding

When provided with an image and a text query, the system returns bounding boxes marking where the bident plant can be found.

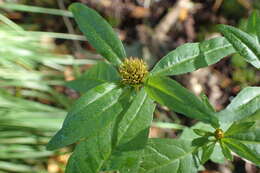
[47,3,260,173]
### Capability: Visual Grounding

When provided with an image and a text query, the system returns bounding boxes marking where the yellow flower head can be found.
[119,57,148,86]
[214,128,224,140]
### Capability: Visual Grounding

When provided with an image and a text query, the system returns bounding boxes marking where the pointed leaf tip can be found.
[69,3,126,66]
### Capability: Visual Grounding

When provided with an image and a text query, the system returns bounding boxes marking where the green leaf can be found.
[65,153,78,172]
[0,161,34,173]
[145,76,219,127]
[201,142,215,164]
[47,83,123,150]
[139,139,198,173]
[66,88,155,173]
[104,88,155,172]
[180,123,224,164]
[200,93,215,112]
[240,110,260,128]
[104,150,142,173]
[0,3,73,17]
[210,144,225,163]
[65,88,135,173]
[193,129,214,137]
[66,62,120,93]
[192,137,210,147]
[227,128,260,144]
[69,3,126,66]
[218,24,260,68]
[116,88,155,150]
[218,87,260,124]
[180,122,215,141]
[225,122,255,136]
[220,140,233,161]
[225,87,260,110]
[65,114,116,173]
[150,37,235,76]
[193,129,207,137]
[243,143,260,163]
[247,10,260,43]
[223,138,260,165]
[152,122,186,130]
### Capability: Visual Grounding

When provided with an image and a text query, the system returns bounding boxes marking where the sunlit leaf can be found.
[150,37,235,76]
[70,3,126,66]
[139,139,199,173]
[218,87,260,124]
[219,24,260,68]
[145,76,219,127]
[223,138,260,165]
[47,83,123,150]
[66,61,120,93]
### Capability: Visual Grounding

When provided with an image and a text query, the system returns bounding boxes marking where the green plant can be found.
[0,7,92,172]
[47,3,260,173]
[218,10,260,69]
[0,22,70,172]
[229,12,260,87]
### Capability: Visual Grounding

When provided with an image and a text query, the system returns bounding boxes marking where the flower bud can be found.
[119,57,148,86]
[214,128,224,140]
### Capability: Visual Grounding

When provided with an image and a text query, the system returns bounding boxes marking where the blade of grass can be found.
[0,3,73,17]
[26,31,86,41]
[152,122,186,130]
[0,161,33,172]
[0,13,24,32]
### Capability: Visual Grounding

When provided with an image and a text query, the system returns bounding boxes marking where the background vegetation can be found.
[0,0,259,172]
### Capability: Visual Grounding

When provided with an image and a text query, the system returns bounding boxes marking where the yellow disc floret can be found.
[214,128,224,140]
[119,57,148,86]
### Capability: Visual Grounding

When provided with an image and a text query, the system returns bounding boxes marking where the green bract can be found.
[47,3,260,173]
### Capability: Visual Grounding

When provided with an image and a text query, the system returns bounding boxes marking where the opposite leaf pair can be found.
[188,87,260,167]
[47,3,260,173]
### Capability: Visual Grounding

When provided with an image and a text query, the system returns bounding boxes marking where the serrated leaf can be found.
[225,122,255,136]
[218,24,260,68]
[201,142,215,164]
[47,83,123,150]
[66,61,120,93]
[145,76,219,127]
[70,3,126,66]
[139,139,198,173]
[223,138,260,165]
[218,87,260,124]
[150,36,235,76]
[220,140,233,161]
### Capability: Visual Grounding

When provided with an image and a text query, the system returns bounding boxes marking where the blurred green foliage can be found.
[0,7,91,172]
